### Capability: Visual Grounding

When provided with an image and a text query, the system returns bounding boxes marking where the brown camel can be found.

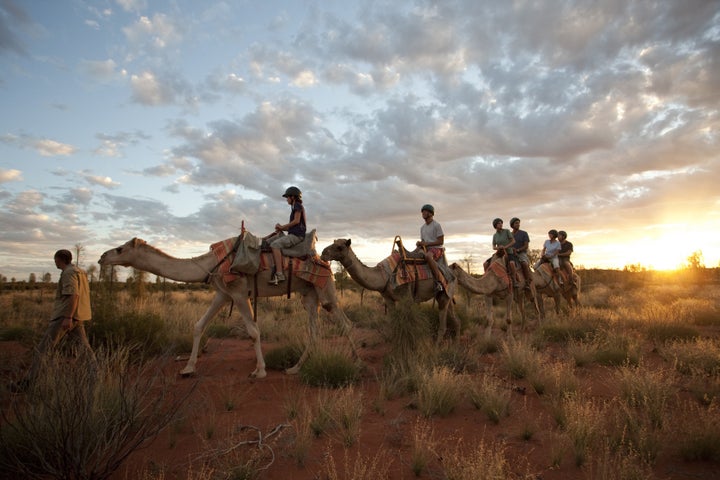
[98,238,357,378]
[320,238,460,342]
[450,258,515,337]
[530,263,581,319]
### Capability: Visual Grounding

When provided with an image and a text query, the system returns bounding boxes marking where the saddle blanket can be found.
[210,237,332,288]
[380,251,436,287]
[487,258,512,289]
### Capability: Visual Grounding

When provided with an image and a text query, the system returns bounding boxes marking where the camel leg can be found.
[446,299,461,341]
[235,296,267,378]
[322,301,359,360]
[505,293,513,338]
[286,290,320,375]
[316,284,359,360]
[484,296,494,338]
[436,299,449,345]
[180,292,228,377]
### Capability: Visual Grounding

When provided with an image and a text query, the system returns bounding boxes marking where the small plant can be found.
[500,338,542,379]
[322,447,393,480]
[560,395,605,467]
[440,437,512,480]
[299,347,360,388]
[468,373,511,424]
[264,343,303,371]
[616,363,674,429]
[415,366,463,417]
[409,417,437,476]
[676,400,720,461]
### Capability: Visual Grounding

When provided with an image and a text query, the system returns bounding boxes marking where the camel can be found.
[450,258,515,337]
[98,238,357,378]
[320,238,460,342]
[529,263,581,319]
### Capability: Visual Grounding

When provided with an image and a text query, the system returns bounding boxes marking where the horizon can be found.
[1,1,718,280]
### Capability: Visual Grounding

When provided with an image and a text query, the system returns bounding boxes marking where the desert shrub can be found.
[675,400,720,461]
[440,437,512,480]
[90,310,177,355]
[409,418,437,477]
[468,372,511,424]
[560,395,606,467]
[500,338,542,379]
[415,366,463,417]
[585,442,654,480]
[539,315,599,343]
[0,346,194,480]
[432,342,480,374]
[264,343,304,371]
[378,358,422,399]
[645,322,699,343]
[380,297,435,364]
[593,330,641,367]
[299,347,360,388]
[304,387,364,447]
[616,364,675,429]
[604,398,663,464]
[322,448,393,480]
[662,337,720,376]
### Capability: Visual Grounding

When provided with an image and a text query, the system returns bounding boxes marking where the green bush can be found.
[299,348,360,388]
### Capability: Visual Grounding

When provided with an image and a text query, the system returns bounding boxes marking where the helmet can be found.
[510,217,520,226]
[558,230,567,238]
[548,229,558,237]
[282,186,302,198]
[492,218,503,228]
[421,204,434,214]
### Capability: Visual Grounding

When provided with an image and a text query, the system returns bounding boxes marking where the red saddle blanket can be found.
[210,237,332,288]
[381,251,435,287]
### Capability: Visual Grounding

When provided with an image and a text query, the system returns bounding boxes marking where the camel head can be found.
[321,238,352,263]
[98,237,147,267]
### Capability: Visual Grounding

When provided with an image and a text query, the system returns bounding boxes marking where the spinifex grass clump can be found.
[0,346,194,480]
[299,345,360,388]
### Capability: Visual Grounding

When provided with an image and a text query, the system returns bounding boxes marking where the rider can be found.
[535,229,563,287]
[510,217,532,289]
[266,186,306,285]
[558,230,575,286]
[492,218,519,288]
[415,204,446,293]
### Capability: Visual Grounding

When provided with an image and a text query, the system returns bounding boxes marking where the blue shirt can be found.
[288,201,306,238]
[513,229,530,253]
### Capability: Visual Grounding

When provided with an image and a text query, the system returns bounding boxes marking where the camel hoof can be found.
[179,369,196,378]
[250,369,267,379]
[285,365,301,375]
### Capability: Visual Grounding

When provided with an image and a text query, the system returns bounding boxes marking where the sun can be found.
[635,234,692,271]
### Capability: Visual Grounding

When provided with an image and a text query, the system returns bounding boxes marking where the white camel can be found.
[320,238,460,342]
[531,263,581,319]
[98,237,357,378]
[450,258,515,337]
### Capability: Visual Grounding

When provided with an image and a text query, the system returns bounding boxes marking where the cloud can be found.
[35,139,76,157]
[80,58,118,82]
[82,173,120,189]
[0,168,22,183]
[0,0,30,55]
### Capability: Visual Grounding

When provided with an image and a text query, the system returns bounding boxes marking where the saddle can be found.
[260,229,318,258]
[389,236,453,290]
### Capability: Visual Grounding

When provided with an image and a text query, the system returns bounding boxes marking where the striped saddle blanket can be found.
[380,251,435,287]
[210,237,333,288]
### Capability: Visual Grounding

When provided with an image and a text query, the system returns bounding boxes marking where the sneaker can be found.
[268,274,279,285]
[434,281,444,293]
[275,272,286,283]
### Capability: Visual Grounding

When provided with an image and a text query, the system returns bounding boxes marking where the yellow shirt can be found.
[51,265,92,321]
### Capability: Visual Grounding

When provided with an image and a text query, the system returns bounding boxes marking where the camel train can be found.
[98,231,579,378]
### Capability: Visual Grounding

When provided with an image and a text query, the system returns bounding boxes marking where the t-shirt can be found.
[543,239,561,258]
[51,265,92,321]
[420,220,444,247]
[287,201,306,238]
[493,228,515,254]
[513,229,530,253]
[560,241,573,259]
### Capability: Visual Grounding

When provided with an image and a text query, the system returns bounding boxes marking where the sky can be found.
[1,0,719,282]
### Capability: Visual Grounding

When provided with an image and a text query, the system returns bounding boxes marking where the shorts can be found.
[270,234,303,249]
[516,251,529,264]
[559,257,573,266]
[427,247,444,261]
[535,256,559,269]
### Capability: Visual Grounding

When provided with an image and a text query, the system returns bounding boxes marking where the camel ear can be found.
[345,239,351,247]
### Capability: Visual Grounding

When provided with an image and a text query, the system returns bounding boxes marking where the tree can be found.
[528,248,542,267]
[685,250,705,270]
[28,273,36,284]
[42,272,52,283]
[460,254,475,275]
[74,243,86,267]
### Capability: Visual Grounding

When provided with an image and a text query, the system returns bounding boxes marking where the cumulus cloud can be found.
[83,173,120,189]
[0,168,22,183]
[35,139,76,157]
